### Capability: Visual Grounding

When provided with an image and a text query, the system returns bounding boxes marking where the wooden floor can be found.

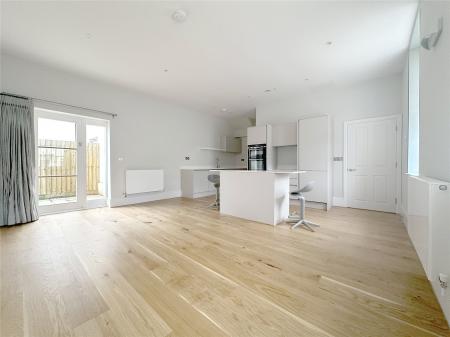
[1,197,448,337]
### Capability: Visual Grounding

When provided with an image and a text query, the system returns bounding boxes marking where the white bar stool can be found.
[287,181,320,231]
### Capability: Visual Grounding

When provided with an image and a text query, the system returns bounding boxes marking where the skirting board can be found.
[399,205,408,228]
[110,190,181,207]
[192,191,216,199]
[332,197,346,207]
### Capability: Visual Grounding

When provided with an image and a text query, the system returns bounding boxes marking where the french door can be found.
[345,116,399,213]
[36,109,109,214]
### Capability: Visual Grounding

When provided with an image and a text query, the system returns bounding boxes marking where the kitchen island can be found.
[213,170,302,226]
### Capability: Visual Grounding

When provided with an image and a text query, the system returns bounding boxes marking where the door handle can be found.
[348,168,356,172]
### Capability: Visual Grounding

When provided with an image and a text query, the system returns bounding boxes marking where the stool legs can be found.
[208,185,220,209]
[287,195,319,231]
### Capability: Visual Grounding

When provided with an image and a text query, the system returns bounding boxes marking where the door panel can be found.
[347,117,397,212]
[37,112,83,213]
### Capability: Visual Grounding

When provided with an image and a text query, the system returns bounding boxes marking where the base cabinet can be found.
[181,170,216,198]
[298,171,328,203]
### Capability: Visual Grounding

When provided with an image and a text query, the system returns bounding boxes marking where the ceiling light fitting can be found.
[172,9,187,23]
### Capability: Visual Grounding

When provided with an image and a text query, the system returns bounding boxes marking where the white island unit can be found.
[215,170,301,226]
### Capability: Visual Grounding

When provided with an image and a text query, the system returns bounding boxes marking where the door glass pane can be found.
[86,124,107,200]
[38,118,77,205]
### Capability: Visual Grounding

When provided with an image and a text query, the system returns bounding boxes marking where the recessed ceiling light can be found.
[264,89,271,93]
[221,108,228,112]
[326,41,333,45]
[304,78,309,81]
[172,9,187,23]
[164,69,168,72]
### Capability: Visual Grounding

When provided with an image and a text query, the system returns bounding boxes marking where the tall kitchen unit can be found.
[297,115,332,210]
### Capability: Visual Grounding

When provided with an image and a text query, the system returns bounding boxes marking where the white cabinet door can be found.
[193,171,210,193]
[299,171,327,203]
[347,117,397,212]
[272,123,297,146]
[221,136,241,153]
[247,126,267,145]
[298,116,328,171]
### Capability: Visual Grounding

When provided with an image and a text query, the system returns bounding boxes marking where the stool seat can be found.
[208,174,220,184]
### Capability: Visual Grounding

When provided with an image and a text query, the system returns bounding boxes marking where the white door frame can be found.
[35,108,110,215]
[343,115,402,213]
[85,118,110,209]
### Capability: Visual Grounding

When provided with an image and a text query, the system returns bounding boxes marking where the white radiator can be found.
[407,175,449,278]
[407,175,450,322]
[125,169,164,195]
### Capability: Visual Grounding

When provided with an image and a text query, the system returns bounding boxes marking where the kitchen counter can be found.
[211,169,303,174]
[218,170,304,225]
[180,166,246,171]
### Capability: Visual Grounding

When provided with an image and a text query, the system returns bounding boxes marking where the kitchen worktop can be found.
[211,169,304,174]
[180,166,247,171]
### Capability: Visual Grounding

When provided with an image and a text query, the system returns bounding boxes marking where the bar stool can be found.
[287,181,319,231]
[207,174,220,209]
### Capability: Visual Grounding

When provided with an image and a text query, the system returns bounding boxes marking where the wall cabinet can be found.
[181,169,215,198]
[221,136,241,153]
[247,125,268,145]
[272,123,297,146]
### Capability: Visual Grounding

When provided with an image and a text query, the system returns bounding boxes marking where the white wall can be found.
[402,2,450,322]
[256,74,402,201]
[418,1,450,322]
[1,53,243,206]
[419,3,450,183]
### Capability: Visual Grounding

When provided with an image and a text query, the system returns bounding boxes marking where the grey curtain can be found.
[0,94,39,226]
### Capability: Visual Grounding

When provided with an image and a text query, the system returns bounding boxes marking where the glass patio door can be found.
[36,109,109,214]
[37,110,83,213]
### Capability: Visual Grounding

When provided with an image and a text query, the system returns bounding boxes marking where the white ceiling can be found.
[1,1,417,116]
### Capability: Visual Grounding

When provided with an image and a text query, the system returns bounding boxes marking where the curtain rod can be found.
[1,92,118,118]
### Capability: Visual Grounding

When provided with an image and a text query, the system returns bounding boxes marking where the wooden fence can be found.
[38,139,101,200]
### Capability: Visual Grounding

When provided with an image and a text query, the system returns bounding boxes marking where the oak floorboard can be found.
[1,197,448,337]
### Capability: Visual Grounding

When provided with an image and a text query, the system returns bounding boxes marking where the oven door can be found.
[249,159,265,171]
[248,146,266,160]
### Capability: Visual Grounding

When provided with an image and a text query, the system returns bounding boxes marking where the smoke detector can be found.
[172,9,187,23]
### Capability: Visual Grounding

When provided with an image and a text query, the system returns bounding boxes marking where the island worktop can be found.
[216,170,304,225]
[210,169,303,175]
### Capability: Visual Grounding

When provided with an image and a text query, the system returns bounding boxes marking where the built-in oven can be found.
[248,144,266,170]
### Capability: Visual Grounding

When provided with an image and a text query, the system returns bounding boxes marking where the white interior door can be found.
[346,116,398,212]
